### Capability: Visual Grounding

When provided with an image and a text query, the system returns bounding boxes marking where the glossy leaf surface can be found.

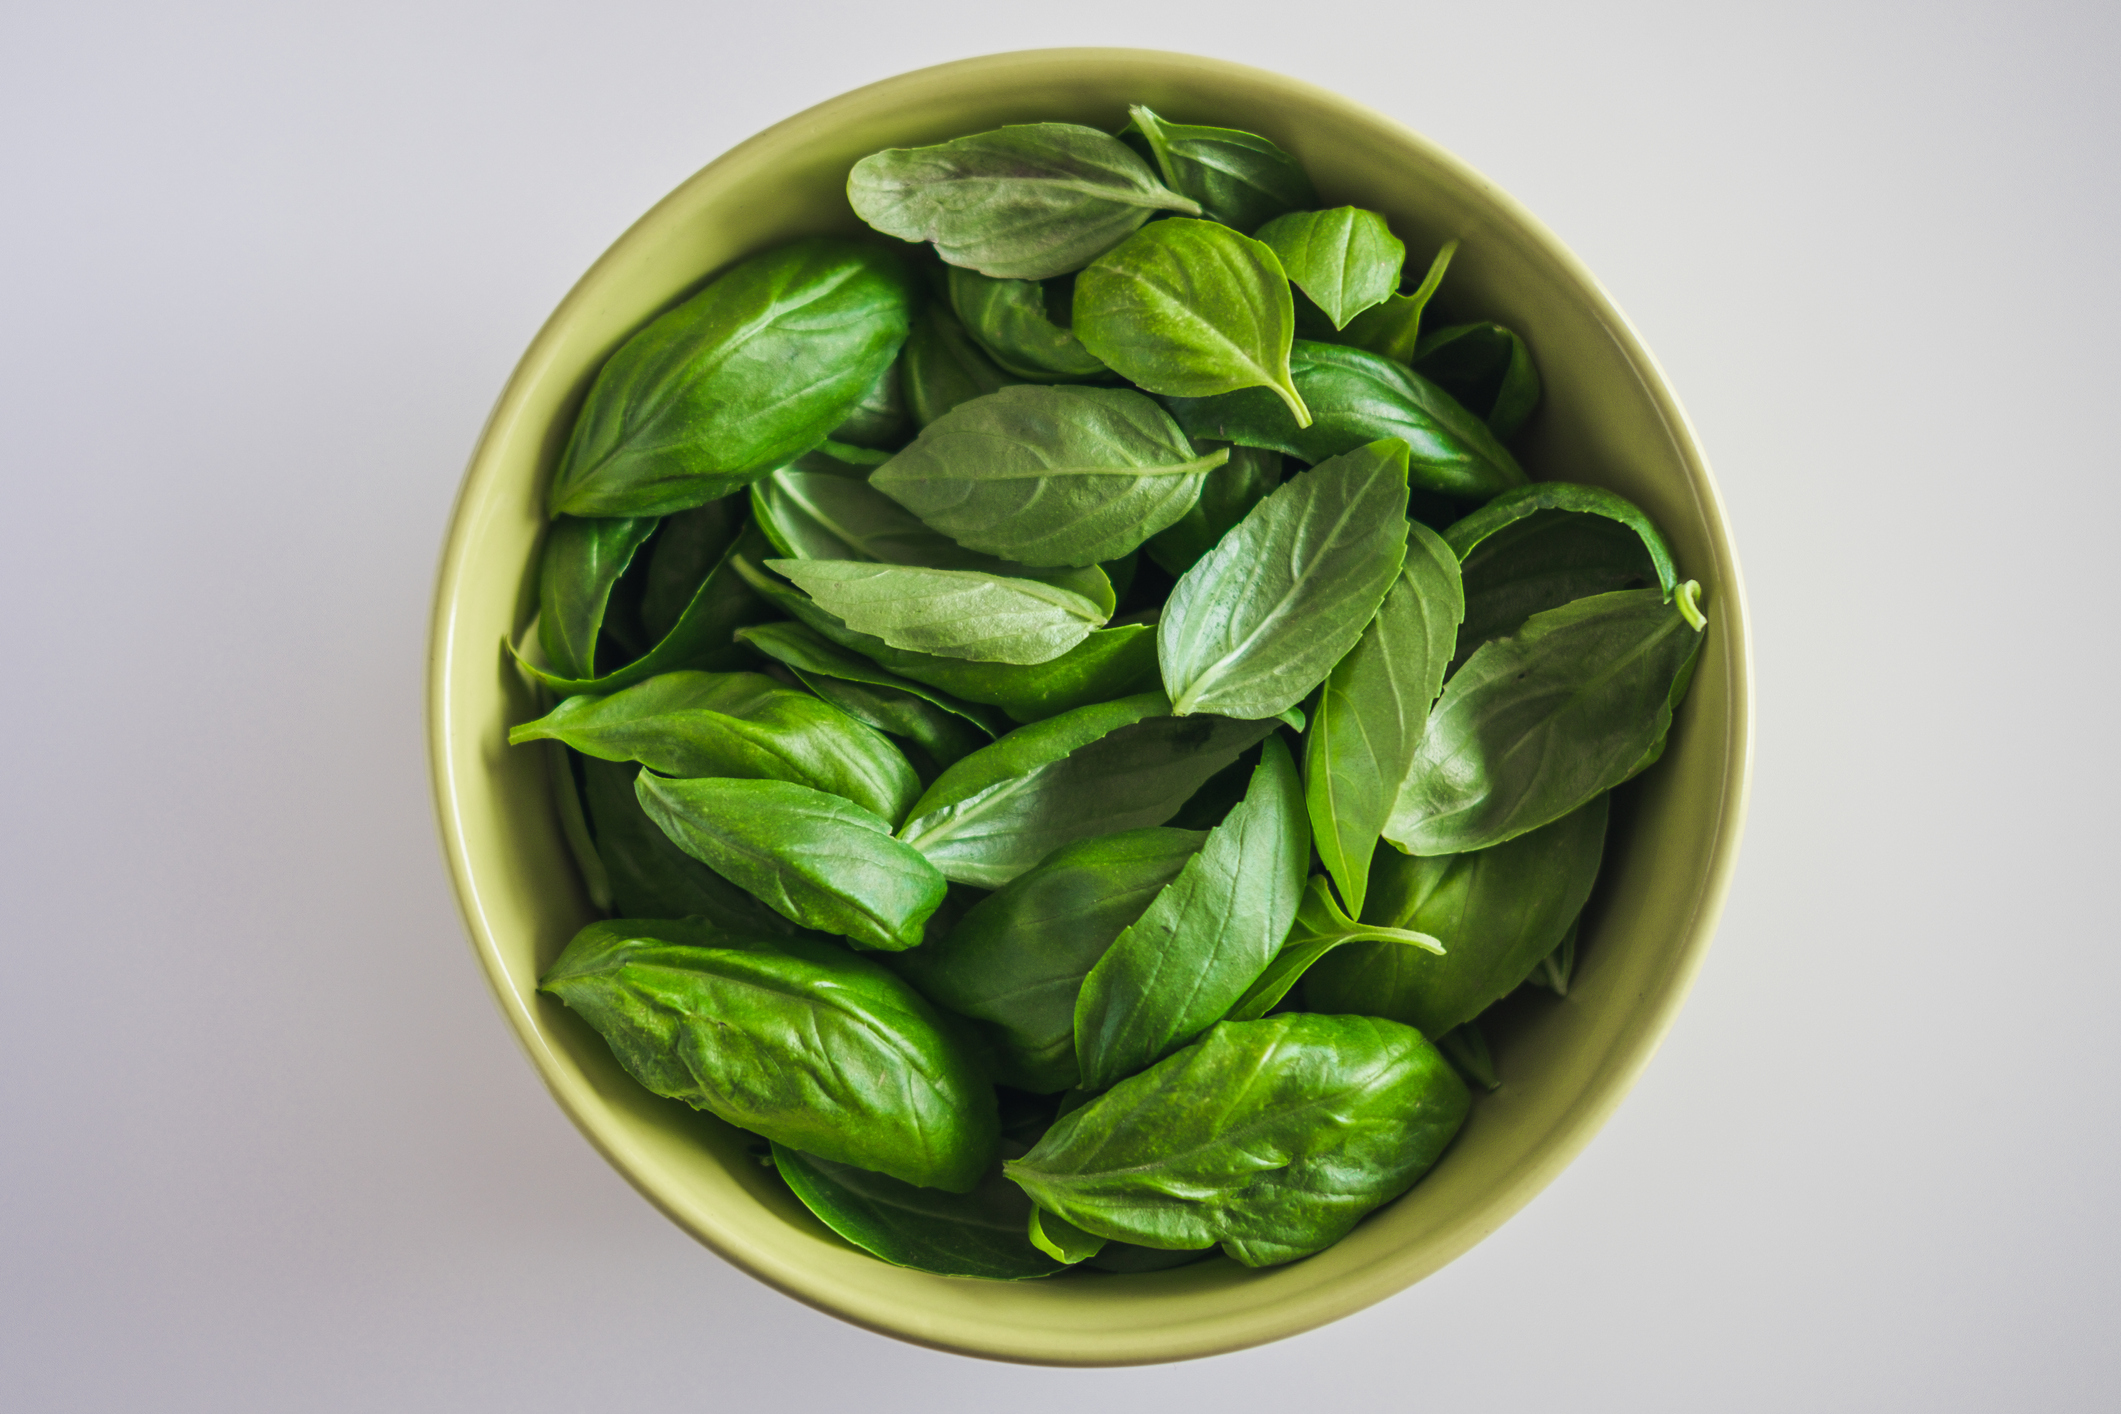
[1005,1013,1469,1266]
[1304,520,1463,914]
[734,621,1000,769]
[1339,239,1456,364]
[1412,321,1541,440]
[639,499,744,643]
[1388,588,1704,854]
[774,1144,1062,1280]
[1027,1207,1107,1265]
[1158,439,1411,719]
[536,514,658,681]
[549,240,914,517]
[1074,219,1310,424]
[1125,106,1315,233]
[1143,443,1281,576]
[576,756,806,934]
[1224,874,1445,1022]
[541,918,994,1190]
[848,124,1199,280]
[636,774,946,951]
[1309,796,1608,1033]
[1072,736,1309,1090]
[1166,340,1527,501]
[1253,207,1405,330]
[1452,508,1662,672]
[1443,482,1679,596]
[872,384,1223,566]
[767,558,1111,665]
[947,266,1107,380]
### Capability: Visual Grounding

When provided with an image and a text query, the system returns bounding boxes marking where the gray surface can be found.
[3,1,2115,1408]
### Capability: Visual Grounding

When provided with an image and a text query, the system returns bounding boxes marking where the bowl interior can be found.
[427,48,1751,1366]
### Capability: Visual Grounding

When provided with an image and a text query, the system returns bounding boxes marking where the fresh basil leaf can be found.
[1252,207,1406,330]
[1124,106,1316,233]
[576,756,808,935]
[1159,439,1411,719]
[848,123,1200,280]
[1387,588,1704,854]
[766,559,1111,665]
[1143,442,1281,575]
[1310,797,1608,1034]
[1081,1241,1218,1272]
[510,670,920,826]
[947,266,1108,381]
[1074,219,1310,426]
[1027,1206,1107,1265]
[1072,736,1309,1090]
[773,1143,1062,1280]
[1437,1022,1501,1092]
[828,355,910,448]
[891,826,1205,1092]
[549,240,915,517]
[535,515,659,681]
[733,554,1162,722]
[1005,1013,1469,1267]
[1444,482,1680,598]
[1524,916,1581,997]
[540,917,994,1190]
[542,743,612,912]
[1337,239,1457,365]
[635,774,946,951]
[901,303,1021,428]
[1412,321,1541,440]
[1451,508,1662,672]
[1223,874,1444,1022]
[639,499,744,643]
[899,695,1274,888]
[1165,340,1527,501]
[1304,520,1464,915]
[509,521,774,696]
[750,452,962,566]
[872,385,1225,567]
[734,621,1000,770]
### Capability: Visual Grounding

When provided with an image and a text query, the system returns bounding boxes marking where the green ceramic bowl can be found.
[427,48,1752,1365]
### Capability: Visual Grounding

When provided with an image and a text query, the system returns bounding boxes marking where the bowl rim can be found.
[427,46,1753,1364]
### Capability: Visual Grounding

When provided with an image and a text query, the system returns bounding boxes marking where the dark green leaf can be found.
[1309,797,1608,1034]
[1143,442,1281,575]
[1252,207,1405,330]
[1524,916,1581,997]
[544,742,612,912]
[901,303,1020,428]
[1027,1206,1107,1265]
[540,918,994,1190]
[1411,321,1541,440]
[639,499,744,643]
[1004,1013,1469,1267]
[750,450,966,566]
[848,123,1200,280]
[1081,1241,1218,1272]
[1446,481,1678,593]
[1158,439,1412,719]
[549,240,914,517]
[576,755,807,935]
[1451,508,1663,673]
[1437,1022,1501,1092]
[1304,520,1463,915]
[1338,239,1457,364]
[1387,588,1704,854]
[509,670,920,826]
[899,695,1274,888]
[1125,106,1316,233]
[1223,874,1445,1022]
[1074,219,1310,424]
[947,266,1108,380]
[774,1144,1062,1280]
[509,521,773,697]
[635,774,946,951]
[828,355,910,447]
[891,826,1205,1092]
[1165,340,1527,501]
[1072,736,1309,1090]
[536,515,658,681]
[872,384,1224,566]
[767,558,1111,665]
[734,621,1000,770]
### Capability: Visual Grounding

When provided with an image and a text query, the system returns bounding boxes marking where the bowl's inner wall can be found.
[431,49,1745,1365]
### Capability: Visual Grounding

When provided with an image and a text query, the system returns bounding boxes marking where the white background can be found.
[4,1,2116,1408]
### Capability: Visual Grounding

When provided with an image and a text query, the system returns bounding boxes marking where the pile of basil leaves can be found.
[512,108,1709,1280]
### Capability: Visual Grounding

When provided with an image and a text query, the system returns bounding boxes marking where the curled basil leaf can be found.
[848,123,1200,280]
[1143,442,1281,575]
[540,918,994,1190]
[947,266,1107,381]
[1388,588,1704,854]
[639,499,744,643]
[1124,106,1316,234]
[872,385,1225,567]
[1253,207,1406,330]
[1159,439,1411,720]
[509,670,920,826]
[901,303,1020,427]
[635,774,946,951]
[734,621,1001,770]
[1223,874,1445,1022]
[1004,1013,1470,1267]
[1310,796,1608,1034]
[1304,520,1463,915]
[1452,507,1663,672]
[1027,1206,1107,1265]
[767,558,1112,665]
[536,515,658,681]
[892,826,1205,1092]
[899,695,1275,888]
[1339,239,1457,365]
[549,240,915,517]
[1412,321,1541,440]
[773,1144,1062,1280]
[1075,219,1310,426]
[1072,736,1309,1091]
[1443,481,1679,597]
[1165,340,1527,501]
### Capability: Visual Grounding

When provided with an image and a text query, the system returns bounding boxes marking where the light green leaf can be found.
[1253,207,1406,330]
[1124,106,1316,233]
[733,620,1001,770]
[766,558,1112,665]
[1027,1206,1108,1265]
[1340,239,1457,365]
[1222,875,1445,1022]
[947,266,1108,380]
